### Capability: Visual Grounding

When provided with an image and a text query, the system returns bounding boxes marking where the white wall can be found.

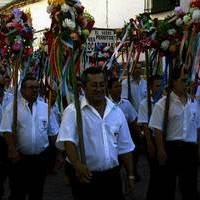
[180,0,191,12]
[22,0,144,31]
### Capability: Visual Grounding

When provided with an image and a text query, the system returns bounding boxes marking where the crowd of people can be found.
[0,63,199,200]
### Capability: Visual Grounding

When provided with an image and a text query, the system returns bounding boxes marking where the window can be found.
[145,0,180,13]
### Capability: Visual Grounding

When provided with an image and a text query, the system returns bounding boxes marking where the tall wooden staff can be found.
[12,58,19,136]
[126,42,134,105]
[145,50,152,122]
[163,56,173,136]
[71,49,86,164]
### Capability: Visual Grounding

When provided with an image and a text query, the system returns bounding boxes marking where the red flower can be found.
[7,22,24,31]
[150,40,158,49]
[21,30,33,40]
[24,47,33,57]
[75,4,85,14]
[86,20,95,31]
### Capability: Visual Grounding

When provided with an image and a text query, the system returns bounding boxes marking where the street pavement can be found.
[43,155,200,200]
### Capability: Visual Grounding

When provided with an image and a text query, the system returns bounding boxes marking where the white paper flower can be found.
[167,29,176,36]
[61,4,70,13]
[47,5,53,14]
[192,9,200,23]
[62,18,76,30]
[183,15,191,25]
[161,40,170,51]
[176,18,183,26]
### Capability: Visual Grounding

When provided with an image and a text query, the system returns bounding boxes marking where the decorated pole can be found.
[71,50,86,164]
[0,8,34,135]
[145,50,152,122]
[12,58,20,136]
[163,57,173,136]
[46,0,94,164]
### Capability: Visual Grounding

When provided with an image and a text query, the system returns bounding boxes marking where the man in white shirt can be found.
[0,75,59,200]
[137,75,162,200]
[56,67,135,200]
[108,77,142,181]
[0,83,7,200]
[121,65,147,112]
[149,67,200,200]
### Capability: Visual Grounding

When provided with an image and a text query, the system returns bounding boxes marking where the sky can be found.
[22,0,144,31]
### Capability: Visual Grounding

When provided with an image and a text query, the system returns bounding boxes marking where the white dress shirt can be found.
[0,97,59,155]
[57,97,135,171]
[116,99,137,123]
[149,92,200,143]
[121,78,147,112]
[137,98,153,124]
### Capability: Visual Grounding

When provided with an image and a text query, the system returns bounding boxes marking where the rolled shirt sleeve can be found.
[117,109,135,155]
[148,103,164,131]
[137,100,148,124]
[56,104,79,150]
[0,103,13,133]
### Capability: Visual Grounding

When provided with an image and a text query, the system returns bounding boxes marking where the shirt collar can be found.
[20,94,37,107]
[81,96,116,118]
[171,91,191,106]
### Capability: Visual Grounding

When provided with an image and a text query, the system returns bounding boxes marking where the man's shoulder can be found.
[154,96,166,107]
[37,100,48,108]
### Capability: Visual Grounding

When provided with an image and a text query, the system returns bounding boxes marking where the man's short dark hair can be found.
[21,74,37,89]
[81,67,106,86]
[108,77,120,89]
[171,66,188,81]
[149,75,162,85]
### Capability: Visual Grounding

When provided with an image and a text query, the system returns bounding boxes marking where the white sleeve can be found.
[49,111,59,136]
[121,80,128,99]
[118,110,135,155]
[137,101,148,124]
[126,101,137,122]
[56,104,78,150]
[0,103,13,133]
[148,103,164,131]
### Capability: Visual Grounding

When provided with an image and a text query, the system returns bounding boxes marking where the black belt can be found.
[166,140,196,147]
[92,166,120,176]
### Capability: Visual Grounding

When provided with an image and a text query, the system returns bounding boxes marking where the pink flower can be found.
[12,40,22,51]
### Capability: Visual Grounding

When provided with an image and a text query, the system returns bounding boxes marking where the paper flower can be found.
[176,18,183,26]
[167,28,176,36]
[12,40,22,51]
[183,15,191,25]
[12,8,22,19]
[192,9,200,23]
[47,5,54,14]
[161,40,170,51]
[61,4,70,12]
[175,6,185,16]
[62,18,76,30]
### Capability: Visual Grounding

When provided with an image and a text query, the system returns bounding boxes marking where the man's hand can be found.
[74,161,92,184]
[157,149,167,166]
[55,151,65,170]
[147,140,156,159]
[127,177,135,193]
[8,146,21,162]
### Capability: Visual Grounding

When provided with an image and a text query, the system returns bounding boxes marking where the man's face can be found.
[22,80,39,103]
[84,73,106,103]
[173,70,188,95]
[110,81,121,101]
[132,66,141,78]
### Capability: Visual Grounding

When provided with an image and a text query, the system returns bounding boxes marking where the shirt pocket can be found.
[106,123,120,147]
[39,117,48,132]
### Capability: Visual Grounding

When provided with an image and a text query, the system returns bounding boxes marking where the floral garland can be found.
[0,8,34,70]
